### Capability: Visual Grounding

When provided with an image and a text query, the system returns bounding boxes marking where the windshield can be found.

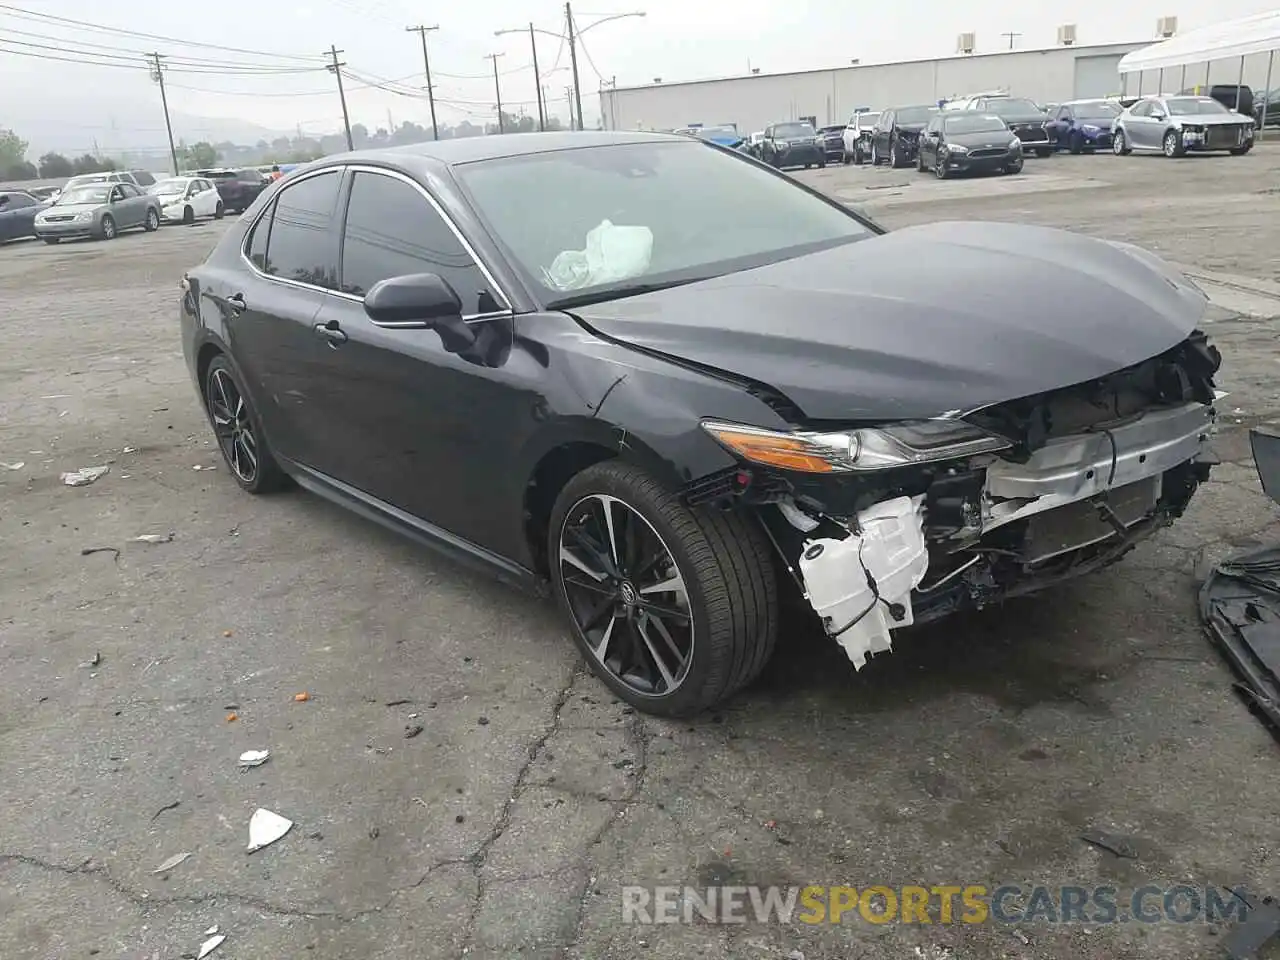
[455,140,872,306]
[985,98,1041,117]
[696,125,738,138]
[774,122,815,138]
[1072,100,1121,119]
[1167,97,1229,115]
[65,175,108,188]
[57,186,110,205]
[944,114,1006,134]
[896,106,938,125]
[150,178,189,195]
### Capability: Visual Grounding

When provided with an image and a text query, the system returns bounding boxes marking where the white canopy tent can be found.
[1117,11,1280,137]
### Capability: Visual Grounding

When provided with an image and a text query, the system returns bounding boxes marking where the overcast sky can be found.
[2,0,1276,138]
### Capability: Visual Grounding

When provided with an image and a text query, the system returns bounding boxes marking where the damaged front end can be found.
[687,330,1222,669]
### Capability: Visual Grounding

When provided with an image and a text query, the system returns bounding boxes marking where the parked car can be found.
[841,110,878,164]
[917,113,1022,178]
[869,105,939,167]
[759,121,825,169]
[1045,99,1122,153]
[742,131,766,158]
[180,130,1221,716]
[193,168,270,213]
[34,181,161,242]
[1113,95,1254,157]
[1182,84,1254,116]
[950,97,1052,156]
[1253,87,1280,128]
[148,176,226,223]
[816,125,846,162]
[61,169,157,193]
[25,185,60,202]
[0,190,48,242]
[691,124,744,149]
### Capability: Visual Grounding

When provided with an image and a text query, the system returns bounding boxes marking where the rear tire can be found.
[548,461,779,717]
[203,355,289,494]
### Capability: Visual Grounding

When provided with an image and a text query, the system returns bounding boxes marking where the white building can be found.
[598,38,1278,133]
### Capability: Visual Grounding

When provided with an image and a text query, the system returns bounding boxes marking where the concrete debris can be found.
[61,465,109,486]
[152,851,191,874]
[237,749,270,769]
[196,933,225,959]
[246,808,293,853]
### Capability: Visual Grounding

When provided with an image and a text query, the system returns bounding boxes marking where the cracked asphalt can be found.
[3,147,1280,960]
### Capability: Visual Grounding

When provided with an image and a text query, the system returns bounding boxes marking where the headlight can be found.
[946,144,968,154]
[1081,124,1099,133]
[700,419,1012,474]
[1008,139,1021,150]
[75,211,92,221]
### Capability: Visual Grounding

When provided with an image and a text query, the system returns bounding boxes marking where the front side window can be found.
[261,171,339,289]
[1131,101,1153,117]
[119,183,141,198]
[455,139,873,307]
[339,171,490,312]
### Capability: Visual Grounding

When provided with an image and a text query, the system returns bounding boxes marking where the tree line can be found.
[1,128,119,181]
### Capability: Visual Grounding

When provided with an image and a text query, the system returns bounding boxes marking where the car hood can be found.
[40,202,103,214]
[948,130,1016,148]
[1001,114,1048,124]
[568,221,1208,422]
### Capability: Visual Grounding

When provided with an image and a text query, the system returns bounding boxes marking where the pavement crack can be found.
[562,708,652,958]
[458,663,584,956]
[0,853,334,919]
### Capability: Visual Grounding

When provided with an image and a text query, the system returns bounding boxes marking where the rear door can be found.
[0,193,36,240]
[118,182,148,226]
[219,169,341,466]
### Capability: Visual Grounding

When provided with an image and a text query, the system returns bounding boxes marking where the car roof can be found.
[318,130,684,169]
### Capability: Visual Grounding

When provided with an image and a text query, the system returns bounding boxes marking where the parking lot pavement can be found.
[2,150,1280,960]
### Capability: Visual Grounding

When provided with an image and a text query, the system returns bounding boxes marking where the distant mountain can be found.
[6,86,289,157]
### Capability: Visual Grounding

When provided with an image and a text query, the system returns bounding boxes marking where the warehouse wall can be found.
[600,43,1152,134]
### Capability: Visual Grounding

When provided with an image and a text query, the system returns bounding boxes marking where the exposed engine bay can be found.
[686,330,1222,669]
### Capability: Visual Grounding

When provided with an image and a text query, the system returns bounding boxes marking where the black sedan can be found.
[917,113,1023,178]
[193,168,270,213]
[181,131,1221,716]
[0,190,47,242]
[759,121,826,169]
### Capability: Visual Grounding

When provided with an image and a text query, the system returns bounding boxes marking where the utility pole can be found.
[565,85,576,129]
[528,23,545,131]
[484,53,506,133]
[565,1,584,132]
[405,24,440,140]
[147,53,180,175]
[325,45,354,151]
[1001,31,1021,50]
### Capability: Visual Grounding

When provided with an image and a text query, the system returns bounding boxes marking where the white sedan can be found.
[147,176,225,224]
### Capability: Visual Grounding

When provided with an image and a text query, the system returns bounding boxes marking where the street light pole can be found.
[565,1,584,132]
[147,53,179,175]
[485,53,506,133]
[529,23,545,131]
[405,25,440,140]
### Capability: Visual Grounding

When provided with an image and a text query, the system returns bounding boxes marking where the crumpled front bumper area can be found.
[785,399,1216,669]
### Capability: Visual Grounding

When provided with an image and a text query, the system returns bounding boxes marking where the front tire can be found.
[1163,130,1185,158]
[203,355,289,494]
[1230,141,1253,155]
[1035,146,1052,158]
[1005,156,1024,174]
[42,237,59,245]
[934,155,949,179]
[1113,129,1132,155]
[869,143,879,166]
[1069,131,1084,154]
[548,462,778,717]
[214,202,225,219]
[889,142,900,167]
[144,208,159,232]
[98,215,116,241]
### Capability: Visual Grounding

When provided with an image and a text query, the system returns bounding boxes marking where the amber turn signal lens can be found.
[702,426,837,473]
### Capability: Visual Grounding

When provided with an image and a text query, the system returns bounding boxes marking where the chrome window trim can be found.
[238,163,514,325]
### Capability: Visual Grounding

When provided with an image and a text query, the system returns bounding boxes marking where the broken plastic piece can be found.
[197,933,226,959]
[60,465,109,487]
[293,691,311,702]
[1,461,24,470]
[238,749,270,768]
[204,925,218,936]
[798,495,928,670]
[131,533,175,544]
[777,499,820,532]
[152,851,191,874]
[246,808,293,853]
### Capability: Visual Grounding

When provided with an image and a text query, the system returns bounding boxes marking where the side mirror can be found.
[364,272,464,327]
[1151,111,1165,120]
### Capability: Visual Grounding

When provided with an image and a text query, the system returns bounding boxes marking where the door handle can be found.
[313,319,348,346]
[225,293,246,314]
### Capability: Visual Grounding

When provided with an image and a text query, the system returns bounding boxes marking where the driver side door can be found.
[114,183,146,227]
[918,117,941,166]
[1126,100,1156,148]
[300,166,523,552]
[873,111,893,157]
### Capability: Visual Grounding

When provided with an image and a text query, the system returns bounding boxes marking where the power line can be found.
[0,3,326,62]
[0,35,321,73]
[164,74,422,97]
[0,23,318,70]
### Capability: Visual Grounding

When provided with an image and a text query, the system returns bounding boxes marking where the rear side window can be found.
[245,198,273,270]
[261,172,339,289]
[133,171,156,186]
[338,171,491,312]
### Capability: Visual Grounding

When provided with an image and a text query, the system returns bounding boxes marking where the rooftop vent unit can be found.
[956,32,975,54]
[1057,23,1077,46]
[1157,16,1178,38]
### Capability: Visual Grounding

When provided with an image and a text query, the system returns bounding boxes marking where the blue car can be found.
[1045,99,1123,153]
[690,124,744,150]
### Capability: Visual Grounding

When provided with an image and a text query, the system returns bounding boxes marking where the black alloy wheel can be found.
[935,153,949,179]
[549,461,778,716]
[203,356,288,493]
